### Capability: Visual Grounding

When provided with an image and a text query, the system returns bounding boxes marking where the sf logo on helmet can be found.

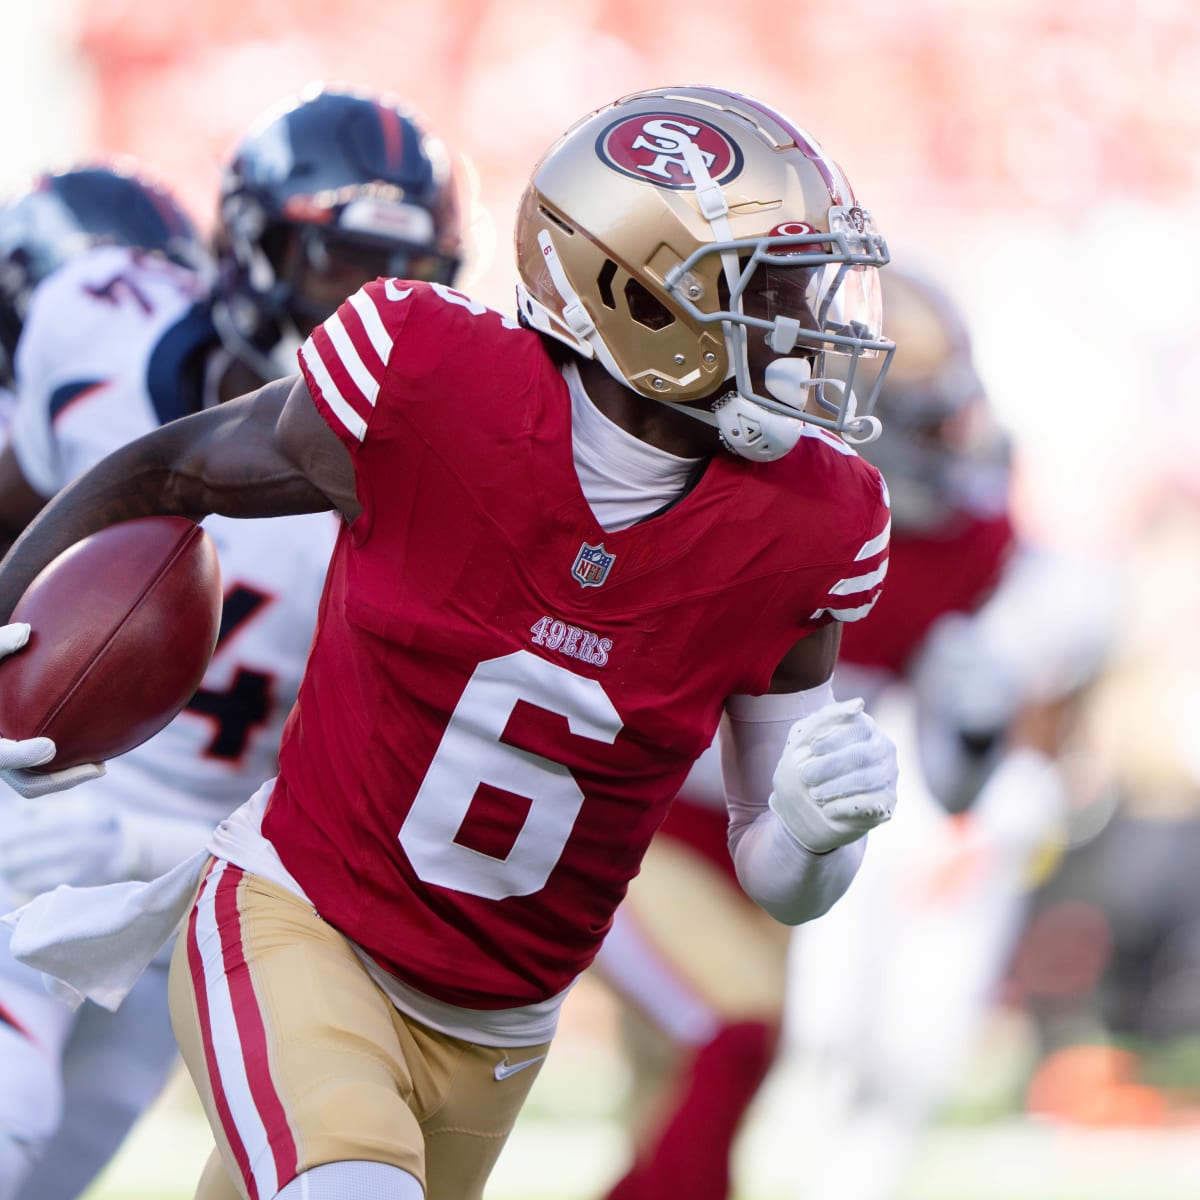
[597,113,744,189]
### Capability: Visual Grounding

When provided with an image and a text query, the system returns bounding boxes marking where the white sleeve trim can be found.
[347,288,394,364]
[299,339,367,443]
[856,517,891,560]
[323,311,381,407]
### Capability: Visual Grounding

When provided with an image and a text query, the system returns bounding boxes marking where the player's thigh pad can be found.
[169,859,548,1200]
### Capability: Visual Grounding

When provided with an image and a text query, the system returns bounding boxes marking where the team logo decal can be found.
[572,541,616,588]
[595,113,744,190]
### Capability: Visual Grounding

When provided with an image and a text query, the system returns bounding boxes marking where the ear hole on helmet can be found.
[624,278,674,331]
[597,260,618,310]
[717,271,731,310]
[539,206,574,236]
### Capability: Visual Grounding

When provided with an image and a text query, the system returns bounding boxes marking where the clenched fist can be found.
[768,698,898,854]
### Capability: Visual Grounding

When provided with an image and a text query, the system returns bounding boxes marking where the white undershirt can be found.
[564,361,703,531]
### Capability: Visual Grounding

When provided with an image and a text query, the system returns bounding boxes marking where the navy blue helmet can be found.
[213,85,464,372]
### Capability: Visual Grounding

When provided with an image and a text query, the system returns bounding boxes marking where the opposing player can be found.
[0,87,899,1200]
[0,160,209,1197]
[0,87,463,1200]
[589,263,1099,1200]
[0,163,205,433]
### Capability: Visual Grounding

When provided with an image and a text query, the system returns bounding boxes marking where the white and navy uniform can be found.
[0,245,336,1200]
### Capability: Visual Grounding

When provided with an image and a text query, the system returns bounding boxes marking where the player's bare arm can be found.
[767,622,842,693]
[0,375,352,622]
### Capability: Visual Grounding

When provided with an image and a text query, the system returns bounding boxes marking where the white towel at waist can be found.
[0,849,208,1011]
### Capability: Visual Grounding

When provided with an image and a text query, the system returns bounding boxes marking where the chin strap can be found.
[821,380,882,445]
[659,358,881,460]
[649,388,803,462]
[661,359,818,462]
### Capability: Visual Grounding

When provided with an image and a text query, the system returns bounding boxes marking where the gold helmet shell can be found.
[515,85,894,439]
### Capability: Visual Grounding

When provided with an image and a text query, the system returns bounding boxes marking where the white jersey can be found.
[13,245,210,496]
[0,245,335,1200]
[10,244,337,828]
[0,386,15,435]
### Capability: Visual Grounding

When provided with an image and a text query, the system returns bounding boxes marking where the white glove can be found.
[0,792,130,896]
[767,698,898,854]
[0,623,105,799]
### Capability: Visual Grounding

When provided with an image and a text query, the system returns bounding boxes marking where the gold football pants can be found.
[168,858,549,1200]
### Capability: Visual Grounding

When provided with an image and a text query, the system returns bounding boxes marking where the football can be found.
[0,516,222,772]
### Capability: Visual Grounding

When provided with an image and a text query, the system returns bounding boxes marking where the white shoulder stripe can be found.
[811,596,881,622]
[855,518,891,561]
[348,289,393,364]
[324,312,381,407]
[829,558,889,596]
[300,340,367,443]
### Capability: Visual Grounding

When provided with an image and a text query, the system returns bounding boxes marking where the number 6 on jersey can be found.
[398,651,622,900]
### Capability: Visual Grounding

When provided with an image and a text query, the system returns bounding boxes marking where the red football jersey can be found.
[263,280,890,1009]
[664,505,1015,885]
[838,510,1014,675]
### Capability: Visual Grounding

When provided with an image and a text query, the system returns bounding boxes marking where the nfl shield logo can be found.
[572,541,616,588]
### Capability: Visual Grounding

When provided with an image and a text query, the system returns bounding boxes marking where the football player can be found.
[789,270,1117,1200]
[0,87,900,1200]
[0,159,208,1198]
[592,264,1111,1200]
[0,86,462,1200]
[0,163,205,432]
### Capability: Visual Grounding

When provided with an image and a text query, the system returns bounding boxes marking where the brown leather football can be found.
[0,516,222,771]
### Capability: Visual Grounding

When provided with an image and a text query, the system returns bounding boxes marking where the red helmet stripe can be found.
[377,104,405,171]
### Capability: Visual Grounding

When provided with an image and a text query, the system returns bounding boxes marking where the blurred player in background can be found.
[0,86,901,1200]
[1018,492,1200,1128]
[789,269,1119,1200]
[0,86,463,1200]
[592,264,1116,1200]
[0,160,208,1197]
[0,164,205,432]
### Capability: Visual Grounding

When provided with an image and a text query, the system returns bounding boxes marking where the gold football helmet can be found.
[514,86,895,456]
[856,265,1010,529]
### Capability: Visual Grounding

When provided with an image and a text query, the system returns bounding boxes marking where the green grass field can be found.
[83,1038,1200,1200]
[76,981,1200,1200]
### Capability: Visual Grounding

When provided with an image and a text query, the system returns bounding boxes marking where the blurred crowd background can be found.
[8,0,1200,549]
[3,1,1200,1197]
